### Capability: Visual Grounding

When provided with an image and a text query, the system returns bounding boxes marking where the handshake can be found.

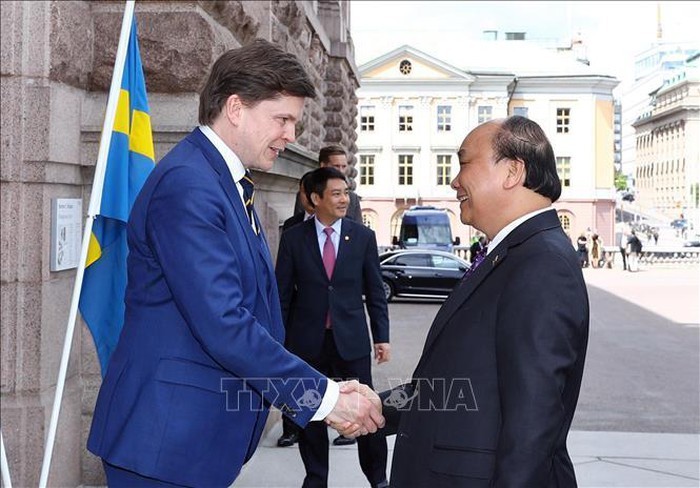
[324,380,384,438]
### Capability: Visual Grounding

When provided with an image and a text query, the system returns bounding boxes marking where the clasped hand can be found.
[324,380,384,438]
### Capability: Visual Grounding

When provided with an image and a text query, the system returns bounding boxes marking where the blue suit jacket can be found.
[276,218,389,362]
[87,128,327,487]
[381,210,589,487]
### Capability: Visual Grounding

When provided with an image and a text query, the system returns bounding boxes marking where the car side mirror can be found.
[453,236,461,246]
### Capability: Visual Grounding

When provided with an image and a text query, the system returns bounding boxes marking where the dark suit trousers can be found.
[299,331,388,488]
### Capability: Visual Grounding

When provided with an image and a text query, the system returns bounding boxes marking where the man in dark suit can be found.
[87,40,383,487]
[294,145,363,222]
[277,167,390,488]
[338,116,589,487]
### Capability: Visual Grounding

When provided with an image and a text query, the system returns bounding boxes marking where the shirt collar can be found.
[314,216,343,236]
[199,125,246,183]
[486,206,552,255]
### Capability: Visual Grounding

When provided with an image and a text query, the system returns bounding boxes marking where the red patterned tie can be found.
[322,227,335,328]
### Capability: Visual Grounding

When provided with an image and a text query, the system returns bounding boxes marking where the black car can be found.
[379,250,469,301]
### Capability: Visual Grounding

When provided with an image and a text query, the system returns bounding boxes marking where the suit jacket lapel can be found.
[422,246,507,353]
[188,129,273,316]
[420,209,563,358]
[334,219,353,276]
[304,219,327,278]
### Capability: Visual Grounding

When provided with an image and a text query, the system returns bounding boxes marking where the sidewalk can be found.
[236,266,699,487]
[235,423,700,487]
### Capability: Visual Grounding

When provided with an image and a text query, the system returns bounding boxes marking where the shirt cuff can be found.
[310,379,339,421]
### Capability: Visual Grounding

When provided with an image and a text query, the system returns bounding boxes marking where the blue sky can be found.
[350,1,700,84]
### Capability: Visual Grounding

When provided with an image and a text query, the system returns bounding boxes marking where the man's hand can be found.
[324,380,384,438]
[374,343,391,364]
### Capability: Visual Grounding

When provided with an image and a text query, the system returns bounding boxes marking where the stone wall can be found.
[0,1,359,485]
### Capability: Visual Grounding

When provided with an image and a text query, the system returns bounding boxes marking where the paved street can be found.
[236,265,699,487]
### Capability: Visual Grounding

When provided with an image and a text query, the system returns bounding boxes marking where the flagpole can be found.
[38,2,135,486]
[1,430,12,488]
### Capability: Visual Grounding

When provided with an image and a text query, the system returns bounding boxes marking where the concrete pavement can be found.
[235,265,700,487]
[235,426,700,487]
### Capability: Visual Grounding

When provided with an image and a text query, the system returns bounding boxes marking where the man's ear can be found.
[224,94,243,126]
[503,158,526,189]
[310,192,321,207]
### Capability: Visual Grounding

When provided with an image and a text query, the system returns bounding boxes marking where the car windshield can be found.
[402,223,452,246]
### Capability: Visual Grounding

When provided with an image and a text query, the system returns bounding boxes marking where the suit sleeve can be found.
[147,167,326,424]
[378,383,414,436]
[493,252,588,485]
[362,230,389,344]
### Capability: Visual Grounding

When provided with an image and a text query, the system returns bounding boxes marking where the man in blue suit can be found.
[87,39,383,487]
[276,167,390,487]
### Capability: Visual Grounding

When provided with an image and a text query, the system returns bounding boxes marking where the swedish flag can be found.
[79,18,154,375]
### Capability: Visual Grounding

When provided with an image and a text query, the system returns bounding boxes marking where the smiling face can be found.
[226,94,304,171]
[311,177,349,226]
[451,122,511,237]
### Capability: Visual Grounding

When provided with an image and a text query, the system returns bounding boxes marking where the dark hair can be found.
[299,170,313,195]
[319,145,346,165]
[199,39,316,125]
[491,116,561,202]
[305,167,347,207]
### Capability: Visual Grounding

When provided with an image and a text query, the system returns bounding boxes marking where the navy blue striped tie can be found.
[240,170,258,234]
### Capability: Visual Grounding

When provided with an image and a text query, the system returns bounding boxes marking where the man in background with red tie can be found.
[276,166,390,488]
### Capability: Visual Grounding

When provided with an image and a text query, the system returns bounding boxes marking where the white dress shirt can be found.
[315,217,343,258]
[486,206,553,255]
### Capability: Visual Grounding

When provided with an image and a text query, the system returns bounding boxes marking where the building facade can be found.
[0,1,358,486]
[619,42,699,184]
[633,54,700,227]
[355,45,619,248]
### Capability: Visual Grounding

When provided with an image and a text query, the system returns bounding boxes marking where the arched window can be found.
[558,212,572,233]
[362,211,377,231]
[390,209,406,242]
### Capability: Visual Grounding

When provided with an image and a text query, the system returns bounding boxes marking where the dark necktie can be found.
[462,246,487,281]
[239,170,258,234]
[322,227,335,328]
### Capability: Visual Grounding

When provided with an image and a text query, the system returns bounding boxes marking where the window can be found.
[556,157,571,187]
[399,59,412,75]
[558,213,571,233]
[436,155,452,185]
[398,155,413,185]
[359,155,375,185]
[360,106,375,131]
[437,105,451,131]
[362,212,376,230]
[398,105,414,131]
[512,106,528,118]
[557,108,571,133]
[431,255,463,270]
[393,254,430,267]
[478,105,492,123]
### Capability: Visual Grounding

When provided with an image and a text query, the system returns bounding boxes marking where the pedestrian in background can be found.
[294,145,363,222]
